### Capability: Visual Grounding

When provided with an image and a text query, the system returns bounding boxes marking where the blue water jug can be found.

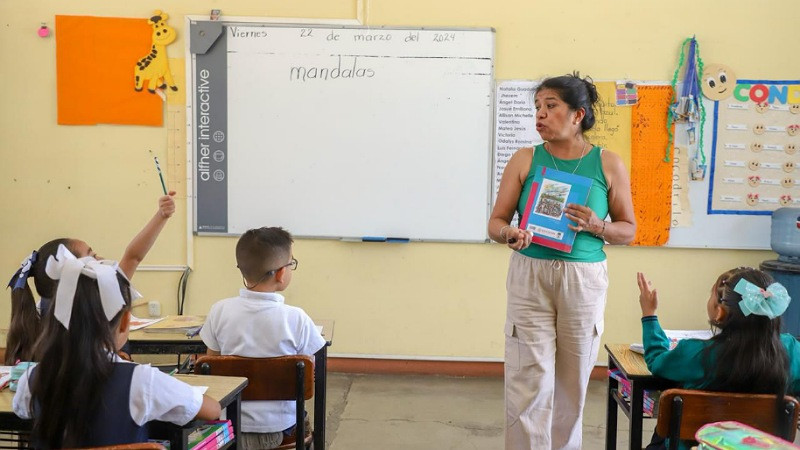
[771,207,800,263]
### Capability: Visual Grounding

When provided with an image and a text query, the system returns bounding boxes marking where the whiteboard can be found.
[188,20,495,241]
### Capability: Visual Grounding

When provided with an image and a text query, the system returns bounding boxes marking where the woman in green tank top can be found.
[488,73,636,449]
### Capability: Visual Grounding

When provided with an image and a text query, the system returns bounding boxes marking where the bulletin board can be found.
[491,80,791,250]
[666,79,800,249]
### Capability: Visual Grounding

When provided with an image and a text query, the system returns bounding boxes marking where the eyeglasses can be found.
[271,257,298,273]
[242,258,298,289]
[263,257,298,277]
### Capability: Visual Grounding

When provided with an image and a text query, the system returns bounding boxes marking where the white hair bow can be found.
[45,244,141,329]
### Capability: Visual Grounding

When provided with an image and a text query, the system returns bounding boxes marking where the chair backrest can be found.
[194,355,314,402]
[656,388,800,447]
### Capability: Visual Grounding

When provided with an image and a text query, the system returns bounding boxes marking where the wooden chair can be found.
[655,388,800,450]
[195,355,314,450]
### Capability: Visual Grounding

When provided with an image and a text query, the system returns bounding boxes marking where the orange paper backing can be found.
[56,15,162,126]
[630,85,674,246]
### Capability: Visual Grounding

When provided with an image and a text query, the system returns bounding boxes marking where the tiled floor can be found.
[316,373,656,450]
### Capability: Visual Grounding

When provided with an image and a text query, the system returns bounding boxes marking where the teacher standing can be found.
[489,73,636,449]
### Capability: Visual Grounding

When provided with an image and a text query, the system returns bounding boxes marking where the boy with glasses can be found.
[200,226,325,449]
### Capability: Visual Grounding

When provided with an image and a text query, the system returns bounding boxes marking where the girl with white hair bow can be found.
[5,192,176,365]
[12,245,220,449]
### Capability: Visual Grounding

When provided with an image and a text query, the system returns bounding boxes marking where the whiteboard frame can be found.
[186,17,496,242]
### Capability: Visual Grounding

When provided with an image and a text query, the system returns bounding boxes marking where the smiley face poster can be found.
[709,79,800,214]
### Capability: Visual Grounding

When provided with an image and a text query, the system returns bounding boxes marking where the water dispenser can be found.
[761,207,800,336]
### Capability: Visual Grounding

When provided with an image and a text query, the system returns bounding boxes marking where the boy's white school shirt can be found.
[200,289,326,433]
[13,354,203,425]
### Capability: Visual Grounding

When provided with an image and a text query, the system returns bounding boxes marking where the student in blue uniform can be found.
[12,244,220,449]
[637,267,800,449]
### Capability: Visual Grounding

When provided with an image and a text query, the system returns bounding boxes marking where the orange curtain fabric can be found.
[630,85,674,246]
[56,15,162,126]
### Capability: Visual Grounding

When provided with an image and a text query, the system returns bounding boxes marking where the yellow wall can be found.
[1,1,794,362]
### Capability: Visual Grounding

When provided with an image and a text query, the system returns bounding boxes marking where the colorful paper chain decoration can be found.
[666,37,706,164]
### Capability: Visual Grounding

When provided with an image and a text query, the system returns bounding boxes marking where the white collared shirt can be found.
[200,290,326,432]
[13,354,202,426]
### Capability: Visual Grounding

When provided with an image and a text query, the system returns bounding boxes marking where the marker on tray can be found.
[361,237,409,243]
[361,236,386,242]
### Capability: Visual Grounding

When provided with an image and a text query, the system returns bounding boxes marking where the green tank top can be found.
[517,144,609,262]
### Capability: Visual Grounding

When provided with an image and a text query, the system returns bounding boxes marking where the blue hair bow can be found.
[733,278,791,319]
[7,251,38,291]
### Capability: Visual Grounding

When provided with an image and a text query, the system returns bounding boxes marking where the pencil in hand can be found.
[154,156,168,195]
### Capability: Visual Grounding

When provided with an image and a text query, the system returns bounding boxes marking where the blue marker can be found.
[361,237,386,242]
[386,237,410,243]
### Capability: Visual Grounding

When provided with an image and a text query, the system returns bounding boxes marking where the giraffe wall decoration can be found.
[134,10,178,94]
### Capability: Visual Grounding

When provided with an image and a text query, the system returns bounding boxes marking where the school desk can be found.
[605,344,677,450]
[128,318,335,450]
[0,373,247,450]
[156,374,248,449]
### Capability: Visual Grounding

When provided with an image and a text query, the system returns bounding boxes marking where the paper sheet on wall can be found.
[709,80,800,213]
[56,15,163,126]
[166,105,187,197]
[493,80,542,212]
[670,143,692,227]
[585,81,632,171]
[630,85,674,246]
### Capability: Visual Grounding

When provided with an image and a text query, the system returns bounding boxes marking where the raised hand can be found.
[637,272,658,317]
[159,191,177,219]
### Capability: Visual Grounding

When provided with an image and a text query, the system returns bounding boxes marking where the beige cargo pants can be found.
[504,252,608,450]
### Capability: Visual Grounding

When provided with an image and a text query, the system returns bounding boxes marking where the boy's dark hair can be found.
[30,271,132,448]
[703,267,789,399]
[236,227,294,284]
[536,71,599,132]
[5,238,74,365]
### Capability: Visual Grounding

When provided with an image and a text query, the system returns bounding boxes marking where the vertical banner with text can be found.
[195,32,228,232]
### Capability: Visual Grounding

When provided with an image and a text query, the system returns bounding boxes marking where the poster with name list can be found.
[493,80,541,207]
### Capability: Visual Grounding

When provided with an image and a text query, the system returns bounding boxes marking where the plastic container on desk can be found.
[760,259,800,337]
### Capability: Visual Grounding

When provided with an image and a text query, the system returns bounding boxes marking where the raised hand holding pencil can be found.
[116,160,176,278]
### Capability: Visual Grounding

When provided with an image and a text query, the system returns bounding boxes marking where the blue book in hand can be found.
[519,165,594,253]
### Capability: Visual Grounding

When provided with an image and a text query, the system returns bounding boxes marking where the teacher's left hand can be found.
[564,203,602,235]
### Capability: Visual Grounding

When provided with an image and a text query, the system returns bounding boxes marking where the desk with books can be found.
[128,318,335,450]
[161,374,248,449]
[0,373,247,450]
[605,344,677,450]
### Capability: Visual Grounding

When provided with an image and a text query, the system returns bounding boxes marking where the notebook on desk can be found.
[630,329,714,354]
[142,315,206,334]
[129,315,165,331]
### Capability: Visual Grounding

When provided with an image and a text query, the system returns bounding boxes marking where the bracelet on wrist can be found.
[595,221,606,239]
[499,225,511,241]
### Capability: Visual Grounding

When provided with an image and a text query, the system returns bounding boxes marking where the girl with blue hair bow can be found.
[637,267,799,450]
